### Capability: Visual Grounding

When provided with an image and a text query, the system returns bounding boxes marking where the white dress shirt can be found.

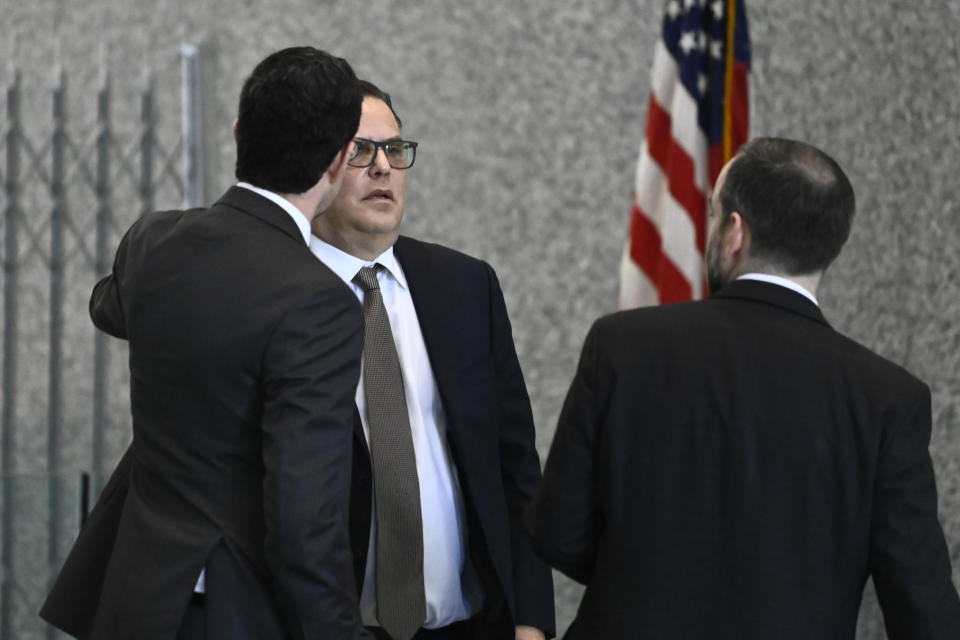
[310,235,482,629]
[737,272,819,306]
[192,184,312,595]
[236,182,312,245]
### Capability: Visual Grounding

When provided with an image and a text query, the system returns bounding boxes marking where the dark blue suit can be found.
[348,236,556,638]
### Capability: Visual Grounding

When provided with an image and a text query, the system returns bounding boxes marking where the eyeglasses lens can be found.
[348,140,416,169]
[349,140,376,167]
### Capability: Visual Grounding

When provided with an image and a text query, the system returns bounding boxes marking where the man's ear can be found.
[723,211,751,267]
[324,146,350,184]
[233,118,239,143]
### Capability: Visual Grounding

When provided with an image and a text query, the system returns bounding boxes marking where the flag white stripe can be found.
[647,39,709,193]
[634,141,666,226]
[648,40,678,116]
[618,244,659,309]
[633,144,704,297]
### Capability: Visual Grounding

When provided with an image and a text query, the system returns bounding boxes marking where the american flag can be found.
[618,0,751,307]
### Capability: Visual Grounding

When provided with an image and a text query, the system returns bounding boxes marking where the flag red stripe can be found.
[628,199,661,277]
[645,96,707,251]
[657,256,694,304]
[708,144,725,188]
[628,201,692,304]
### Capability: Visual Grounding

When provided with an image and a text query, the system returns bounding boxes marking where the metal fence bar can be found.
[91,64,111,476]
[2,71,21,476]
[140,71,155,218]
[181,44,199,208]
[48,68,66,476]
[181,41,218,209]
[1,69,22,640]
[46,71,68,635]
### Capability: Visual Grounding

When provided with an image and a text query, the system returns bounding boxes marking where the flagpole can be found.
[723,0,738,162]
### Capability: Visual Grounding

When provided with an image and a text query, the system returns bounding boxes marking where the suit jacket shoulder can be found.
[393,235,492,279]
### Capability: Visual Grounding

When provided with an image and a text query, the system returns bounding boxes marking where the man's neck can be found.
[313,229,398,262]
[280,170,339,224]
[735,271,821,305]
[733,262,821,296]
[282,192,318,224]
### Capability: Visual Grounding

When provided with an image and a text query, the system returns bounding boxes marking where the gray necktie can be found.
[353,265,425,640]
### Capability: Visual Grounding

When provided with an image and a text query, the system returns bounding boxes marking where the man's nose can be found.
[370,147,392,174]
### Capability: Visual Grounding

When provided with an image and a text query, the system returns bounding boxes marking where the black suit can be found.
[529,279,960,639]
[347,236,555,638]
[40,187,368,640]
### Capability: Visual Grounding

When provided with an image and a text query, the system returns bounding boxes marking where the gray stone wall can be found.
[2,1,959,637]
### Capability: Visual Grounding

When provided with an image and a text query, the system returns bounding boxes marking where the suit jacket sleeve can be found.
[259,283,370,640]
[89,221,135,339]
[486,264,556,635]
[527,320,604,585]
[869,382,960,639]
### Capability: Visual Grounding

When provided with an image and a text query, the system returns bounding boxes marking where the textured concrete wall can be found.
[2,1,959,637]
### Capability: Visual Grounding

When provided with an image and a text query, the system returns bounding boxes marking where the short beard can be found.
[705,235,729,295]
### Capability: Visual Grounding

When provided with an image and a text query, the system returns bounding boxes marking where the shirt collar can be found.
[308,235,408,291]
[235,182,311,246]
[736,273,819,307]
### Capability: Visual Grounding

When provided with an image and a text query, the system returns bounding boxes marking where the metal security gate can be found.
[0,41,218,639]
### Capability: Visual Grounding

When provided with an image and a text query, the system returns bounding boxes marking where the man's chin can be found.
[358,219,402,237]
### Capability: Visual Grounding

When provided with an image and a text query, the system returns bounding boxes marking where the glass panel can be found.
[0,473,109,639]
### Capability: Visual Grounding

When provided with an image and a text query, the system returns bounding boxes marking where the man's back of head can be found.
[719,137,856,276]
[234,46,362,195]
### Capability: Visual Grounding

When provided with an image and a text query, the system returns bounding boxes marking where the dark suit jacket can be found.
[347,236,556,638]
[40,187,368,640]
[529,279,960,639]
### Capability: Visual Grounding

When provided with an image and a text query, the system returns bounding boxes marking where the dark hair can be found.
[235,46,362,193]
[719,137,856,275]
[358,79,402,129]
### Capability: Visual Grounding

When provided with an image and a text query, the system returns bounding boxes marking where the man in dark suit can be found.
[528,137,960,639]
[40,46,372,640]
[308,81,555,640]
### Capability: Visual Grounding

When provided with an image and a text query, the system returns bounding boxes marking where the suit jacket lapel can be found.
[215,186,305,245]
[392,236,466,438]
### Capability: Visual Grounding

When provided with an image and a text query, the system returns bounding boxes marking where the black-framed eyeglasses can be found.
[347,137,418,169]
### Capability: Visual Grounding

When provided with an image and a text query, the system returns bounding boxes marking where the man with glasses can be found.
[309,81,555,640]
